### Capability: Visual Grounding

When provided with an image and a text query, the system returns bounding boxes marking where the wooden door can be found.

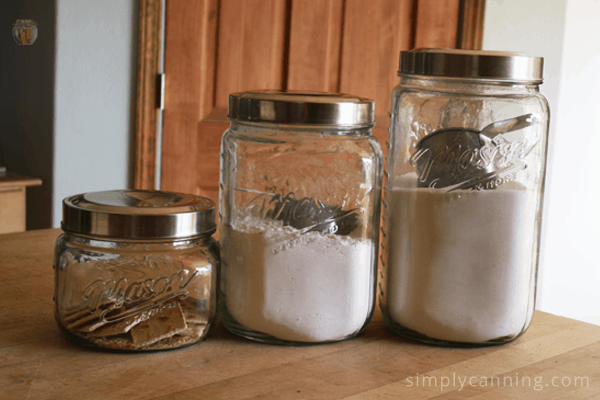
[134,0,485,199]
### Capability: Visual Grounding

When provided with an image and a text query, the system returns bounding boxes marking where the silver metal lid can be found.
[62,190,216,240]
[399,49,544,83]
[228,91,375,127]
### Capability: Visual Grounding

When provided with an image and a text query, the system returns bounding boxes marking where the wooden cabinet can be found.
[134,0,485,198]
[0,172,42,234]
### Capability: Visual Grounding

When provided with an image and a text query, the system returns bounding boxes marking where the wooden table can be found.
[0,171,42,234]
[1,229,599,400]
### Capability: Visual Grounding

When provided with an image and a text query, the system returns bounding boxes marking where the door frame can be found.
[133,0,486,190]
[134,0,164,190]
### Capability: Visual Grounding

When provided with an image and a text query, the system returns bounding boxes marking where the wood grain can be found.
[195,109,228,201]
[0,172,42,233]
[134,0,163,190]
[1,229,600,399]
[197,0,219,121]
[161,0,217,194]
[458,0,486,49]
[162,0,289,196]
[287,0,343,92]
[339,0,413,118]
[338,0,414,152]
[0,188,25,234]
[153,0,483,198]
[413,0,462,49]
[214,0,288,107]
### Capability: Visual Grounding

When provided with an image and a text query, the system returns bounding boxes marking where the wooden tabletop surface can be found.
[1,229,599,400]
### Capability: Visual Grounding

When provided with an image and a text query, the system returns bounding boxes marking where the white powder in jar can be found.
[385,175,536,343]
[221,215,374,343]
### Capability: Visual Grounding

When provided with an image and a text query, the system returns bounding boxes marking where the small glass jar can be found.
[12,19,38,45]
[219,91,383,345]
[380,49,550,346]
[54,190,219,351]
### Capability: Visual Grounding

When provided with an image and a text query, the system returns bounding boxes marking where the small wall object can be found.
[13,19,38,45]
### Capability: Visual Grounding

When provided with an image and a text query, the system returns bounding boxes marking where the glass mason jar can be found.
[380,49,550,346]
[12,19,38,45]
[219,91,383,345]
[54,190,219,351]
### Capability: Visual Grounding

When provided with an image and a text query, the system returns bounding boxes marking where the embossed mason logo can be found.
[410,126,539,191]
[79,259,198,322]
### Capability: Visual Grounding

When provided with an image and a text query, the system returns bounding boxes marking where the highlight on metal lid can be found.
[398,49,544,83]
[62,189,216,239]
[228,91,375,127]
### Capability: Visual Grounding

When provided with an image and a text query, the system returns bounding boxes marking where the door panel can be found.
[215,0,288,107]
[156,0,482,200]
[339,0,413,111]
[414,0,461,48]
[161,0,218,195]
[337,0,414,145]
[287,0,343,92]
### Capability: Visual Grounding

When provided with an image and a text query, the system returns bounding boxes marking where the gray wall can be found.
[0,0,138,230]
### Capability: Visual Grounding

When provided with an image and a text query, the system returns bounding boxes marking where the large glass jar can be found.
[219,91,383,345]
[380,49,550,346]
[54,190,219,351]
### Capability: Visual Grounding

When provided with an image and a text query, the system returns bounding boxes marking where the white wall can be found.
[53,0,138,227]
[484,0,600,326]
[540,0,600,326]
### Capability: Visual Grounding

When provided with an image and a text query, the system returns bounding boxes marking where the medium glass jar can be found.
[380,49,550,346]
[219,91,383,345]
[54,190,219,351]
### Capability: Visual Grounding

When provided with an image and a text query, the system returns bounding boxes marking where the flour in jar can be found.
[221,214,374,343]
[385,174,536,343]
